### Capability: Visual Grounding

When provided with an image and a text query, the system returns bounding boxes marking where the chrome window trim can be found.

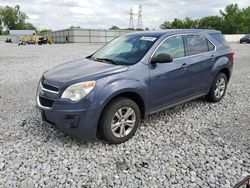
[149,33,217,62]
[40,82,59,94]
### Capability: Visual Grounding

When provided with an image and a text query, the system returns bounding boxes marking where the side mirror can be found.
[151,53,173,64]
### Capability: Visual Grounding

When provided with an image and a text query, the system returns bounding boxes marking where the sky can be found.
[0,0,249,30]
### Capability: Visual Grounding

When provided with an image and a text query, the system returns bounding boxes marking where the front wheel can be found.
[99,97,141,144]
[206,73,228,102]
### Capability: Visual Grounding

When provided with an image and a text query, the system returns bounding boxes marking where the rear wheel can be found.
[99,97,141,144]
[206,73,228,102]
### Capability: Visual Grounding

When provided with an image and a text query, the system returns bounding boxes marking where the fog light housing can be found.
[65,115,80,128]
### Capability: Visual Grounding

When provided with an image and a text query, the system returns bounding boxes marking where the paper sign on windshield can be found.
[140,36,157,41]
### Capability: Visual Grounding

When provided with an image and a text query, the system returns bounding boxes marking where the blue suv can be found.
[36,29,234,144]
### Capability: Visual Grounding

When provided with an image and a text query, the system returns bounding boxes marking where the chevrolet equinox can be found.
[36,29,234,144]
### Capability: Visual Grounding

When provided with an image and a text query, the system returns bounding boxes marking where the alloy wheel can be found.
[111,107,136,138]
[214,77,226,98]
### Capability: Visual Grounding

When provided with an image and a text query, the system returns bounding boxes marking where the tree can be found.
[109,26,120,30]
[220,4,241,34]
[39,29,52,34]
[160,18,198,29]
[0,5,27,29]
[198,16,223,31]
[160,20,172,29]
[183,17,199,29]
[0,16,2,34]
[241,7,250,33]
[0,5,36,31]
[160,3,250,34]
[70,25,81,29]
[171,18,185,28]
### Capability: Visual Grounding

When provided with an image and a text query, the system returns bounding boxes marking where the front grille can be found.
[39,96,54,108]
[42,82,59,92]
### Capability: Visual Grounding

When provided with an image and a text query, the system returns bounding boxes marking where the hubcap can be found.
[214,77,226,98]
[111,107,136,138]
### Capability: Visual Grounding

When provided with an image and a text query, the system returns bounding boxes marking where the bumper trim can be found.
[37,94,53,110]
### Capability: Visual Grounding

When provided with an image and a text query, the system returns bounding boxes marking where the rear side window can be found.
[154,35,185,59]
[186,35,209,55]
[210,33,229,47]
[207,40,215,51]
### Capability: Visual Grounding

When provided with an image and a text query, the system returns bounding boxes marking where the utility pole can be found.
[128,8,134,29]
[136,4,143,30]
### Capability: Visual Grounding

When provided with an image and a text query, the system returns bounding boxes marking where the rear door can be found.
[183,34,216,94]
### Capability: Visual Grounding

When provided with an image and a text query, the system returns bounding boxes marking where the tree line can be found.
[160,4,250,34]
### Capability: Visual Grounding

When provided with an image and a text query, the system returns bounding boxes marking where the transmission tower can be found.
[128,8,134,29]
[136,4,143,30]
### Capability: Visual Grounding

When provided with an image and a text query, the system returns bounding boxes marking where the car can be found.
[36,29,234,144]
[239,34,250,43]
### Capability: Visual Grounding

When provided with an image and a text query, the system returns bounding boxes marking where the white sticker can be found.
[140,36,157,41]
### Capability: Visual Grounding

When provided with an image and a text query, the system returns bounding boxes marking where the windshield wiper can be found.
[95,58,118,65]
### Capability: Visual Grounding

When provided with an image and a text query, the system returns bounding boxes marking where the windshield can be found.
[91,35,158,65]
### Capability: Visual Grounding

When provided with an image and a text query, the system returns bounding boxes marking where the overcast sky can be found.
[0,0,249,30]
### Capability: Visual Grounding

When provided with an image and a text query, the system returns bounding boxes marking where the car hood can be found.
[43,59,128,85]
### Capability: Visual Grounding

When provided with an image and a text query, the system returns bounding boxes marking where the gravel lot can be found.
[0,42,249,188]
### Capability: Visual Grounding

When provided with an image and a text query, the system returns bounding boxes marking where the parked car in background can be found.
[36,29,234,144]
[240,34,250,43]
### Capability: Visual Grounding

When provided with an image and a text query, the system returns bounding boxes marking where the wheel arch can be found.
[219,67,230,81]
[96,91,146,133]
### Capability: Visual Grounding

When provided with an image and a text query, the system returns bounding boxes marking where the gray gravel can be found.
[0,42,249,187]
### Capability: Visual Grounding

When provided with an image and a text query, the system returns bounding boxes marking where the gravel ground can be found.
[0,42,249,188]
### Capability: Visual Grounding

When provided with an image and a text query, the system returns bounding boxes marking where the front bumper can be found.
[37,106,97,140]
[36,81,98,140]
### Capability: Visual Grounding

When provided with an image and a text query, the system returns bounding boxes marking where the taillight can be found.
[229,51,234,63]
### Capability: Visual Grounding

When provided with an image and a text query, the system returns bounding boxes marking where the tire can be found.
[206,73,228,102]
[99,97,141,144]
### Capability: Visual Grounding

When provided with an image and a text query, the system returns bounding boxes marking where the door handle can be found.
[210,55,215,59]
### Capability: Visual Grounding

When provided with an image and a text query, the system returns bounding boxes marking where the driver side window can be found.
[154,36,185,59]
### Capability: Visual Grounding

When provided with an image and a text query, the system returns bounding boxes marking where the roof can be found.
[9,30,36,35]
[126,29,221,37]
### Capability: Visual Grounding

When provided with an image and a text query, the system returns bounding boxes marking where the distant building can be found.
[9,30,36,43]
[43,28,132,43]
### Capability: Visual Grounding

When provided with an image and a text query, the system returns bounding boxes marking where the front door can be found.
[149,35,192,110]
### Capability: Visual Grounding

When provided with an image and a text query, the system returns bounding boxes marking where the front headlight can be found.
[61,81,96,101]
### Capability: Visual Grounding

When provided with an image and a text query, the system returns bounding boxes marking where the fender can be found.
[94,78,150,123]
[210,56,231,84]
